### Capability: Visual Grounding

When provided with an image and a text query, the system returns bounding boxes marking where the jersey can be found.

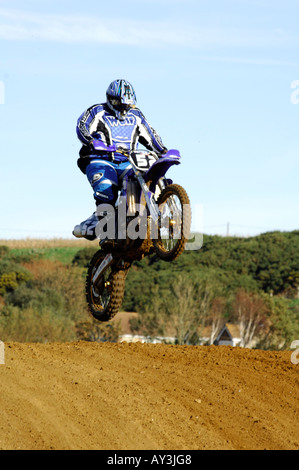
[76,103,167,173]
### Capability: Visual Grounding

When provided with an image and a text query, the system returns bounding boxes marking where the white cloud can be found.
[0,8,165,45]
[0,9,121,43]
[0,7,298,51]
[198,55,299,67]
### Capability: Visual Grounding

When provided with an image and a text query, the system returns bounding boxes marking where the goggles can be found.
[109,98,136,112]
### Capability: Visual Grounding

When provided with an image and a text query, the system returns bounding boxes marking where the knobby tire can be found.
[86,250,126,322]
[153,183,191,262]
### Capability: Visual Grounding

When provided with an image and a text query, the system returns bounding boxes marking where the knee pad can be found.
[93,181,118,204]
[86,161,118,204]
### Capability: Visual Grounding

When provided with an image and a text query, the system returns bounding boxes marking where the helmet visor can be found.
[108,96,135,112]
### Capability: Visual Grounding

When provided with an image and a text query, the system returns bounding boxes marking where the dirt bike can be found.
[85,141,191,321]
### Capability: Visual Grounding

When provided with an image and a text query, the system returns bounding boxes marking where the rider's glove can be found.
[116,145,129,154]
[160,148,168,157]
[89,139,97,148]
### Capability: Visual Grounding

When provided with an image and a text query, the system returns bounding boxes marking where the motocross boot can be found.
[72,212,99,241]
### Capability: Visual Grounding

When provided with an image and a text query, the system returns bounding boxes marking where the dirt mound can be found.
[0,342,298,450]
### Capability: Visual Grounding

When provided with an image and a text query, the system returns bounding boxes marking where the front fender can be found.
[143,151,181,190]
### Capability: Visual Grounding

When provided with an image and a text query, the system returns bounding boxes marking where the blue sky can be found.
[0,0,298,239]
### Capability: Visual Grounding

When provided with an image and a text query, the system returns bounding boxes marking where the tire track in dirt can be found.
[0,342,298,450]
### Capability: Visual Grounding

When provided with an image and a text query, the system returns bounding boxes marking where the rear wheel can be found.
[86,251,126,321]
[153,184,191,261]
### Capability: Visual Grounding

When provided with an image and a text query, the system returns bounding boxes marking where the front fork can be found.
[136,173,160,223]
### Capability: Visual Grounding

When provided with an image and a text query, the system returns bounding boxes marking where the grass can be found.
[0,238,100,265]
[0,238,99,249]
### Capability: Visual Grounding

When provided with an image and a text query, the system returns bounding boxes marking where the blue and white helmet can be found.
[106,79,137,120]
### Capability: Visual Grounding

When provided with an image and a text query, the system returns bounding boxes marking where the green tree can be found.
[259,296,299,350]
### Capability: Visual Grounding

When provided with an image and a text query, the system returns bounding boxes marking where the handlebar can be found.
[91,140,117,153]
[91,139,181,159]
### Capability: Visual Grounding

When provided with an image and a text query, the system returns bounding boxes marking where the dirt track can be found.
[0,341,298,450]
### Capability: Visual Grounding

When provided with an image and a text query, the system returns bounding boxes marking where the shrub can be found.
[72,247,99,267]
[0,260,32,295]
[0,246,9,258]
[0,272,18,294]
[0,305,76,343]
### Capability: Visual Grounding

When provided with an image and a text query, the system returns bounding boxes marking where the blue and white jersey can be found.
[76,103,167,172]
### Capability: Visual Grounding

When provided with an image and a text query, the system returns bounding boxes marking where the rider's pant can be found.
[86,158,132,205]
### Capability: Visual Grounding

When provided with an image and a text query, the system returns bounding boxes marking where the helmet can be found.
[106,79,137,120]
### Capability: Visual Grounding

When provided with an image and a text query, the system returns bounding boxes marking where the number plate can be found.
[131,152,157,171]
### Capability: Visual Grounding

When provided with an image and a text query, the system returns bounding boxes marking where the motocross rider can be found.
[73,79,168,240]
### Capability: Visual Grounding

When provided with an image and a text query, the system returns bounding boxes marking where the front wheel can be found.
[153,184,191,262]
[86,251,126,322]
